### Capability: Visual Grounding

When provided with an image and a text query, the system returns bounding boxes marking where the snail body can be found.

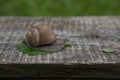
[26,23,56,47]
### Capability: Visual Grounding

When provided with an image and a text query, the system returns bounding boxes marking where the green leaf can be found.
[17,41,52,56]
[59,42,72,51]
[16,38,71,56]
[103,48,115,53]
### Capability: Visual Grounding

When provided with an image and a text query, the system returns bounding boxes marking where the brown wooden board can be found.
[0,16,120,79]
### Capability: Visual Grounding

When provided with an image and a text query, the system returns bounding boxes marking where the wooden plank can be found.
[0,16,119,64]
[0,17,120,64]
[0,16,120,78]
[0,64,120,79]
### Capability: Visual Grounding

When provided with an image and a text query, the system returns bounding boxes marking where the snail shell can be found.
[26,23,56,47]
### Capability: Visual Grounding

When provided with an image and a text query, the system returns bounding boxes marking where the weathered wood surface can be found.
[0,16,120,78]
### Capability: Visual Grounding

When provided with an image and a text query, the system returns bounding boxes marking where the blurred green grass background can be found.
[0,0,120,16]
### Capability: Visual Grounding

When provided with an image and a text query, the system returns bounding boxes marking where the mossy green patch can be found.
[16,38,71,56]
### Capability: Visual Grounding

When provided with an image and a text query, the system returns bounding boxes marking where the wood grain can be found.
[0,16,120,78]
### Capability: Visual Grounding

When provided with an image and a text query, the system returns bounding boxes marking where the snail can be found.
[26,23,56,47]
